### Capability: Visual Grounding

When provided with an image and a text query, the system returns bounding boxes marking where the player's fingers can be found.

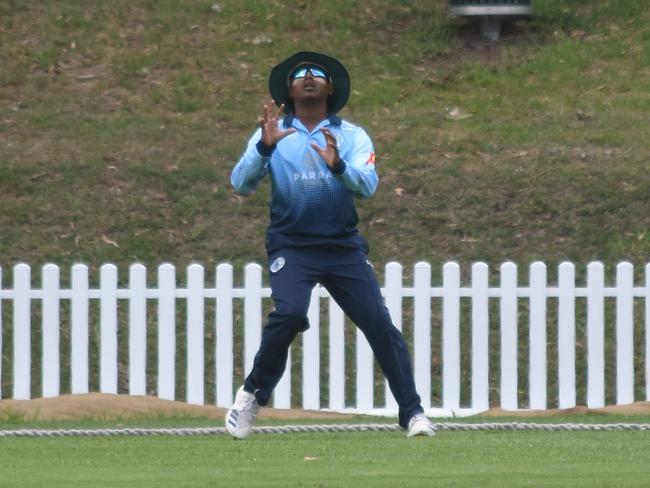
[270,100,279,117]
[277,128,296,142]
[321,128,335,141]
[322,130,337,147]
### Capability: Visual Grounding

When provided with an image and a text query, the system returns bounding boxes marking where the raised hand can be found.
[310,128,342,170]
[260,101,296,146]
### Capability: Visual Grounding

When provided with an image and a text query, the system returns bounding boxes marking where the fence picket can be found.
[158,264,176,401]
[384,262,403,410]
[442,262,460,412]
[471,262,489,411]
[187,264,204,405]
[500,262,518,410]
[244,263,263,376]
[328,297,345,410]
[129,264,147,396]
[558,262,576,408]
[100,264,118,394]
[414,262,432,409]
[646,264,650,402]
[274,347,291,408]
[71,264,89,395]
[272,274,291,409]
[13,264,31,400]
[587,262,605,408]
[42,264,60,398]
[215,264,233,407]
[0,267,3,400]
[356,327,374,411]
[529,262,547,409]
[302,286,320,410]
[616,262,634,405]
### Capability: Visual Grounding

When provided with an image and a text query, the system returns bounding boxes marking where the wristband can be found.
[329,159,347,175]
[256,140,276,157]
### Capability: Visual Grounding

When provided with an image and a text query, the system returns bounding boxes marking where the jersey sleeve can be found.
[335,128,378,199]
[230,128,271,194]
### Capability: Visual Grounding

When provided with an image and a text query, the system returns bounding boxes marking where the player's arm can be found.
[230,127,271,194]
[313,128,378,198]
[232,101,296,194]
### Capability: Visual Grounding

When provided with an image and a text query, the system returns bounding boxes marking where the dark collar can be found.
[282,112,342,129]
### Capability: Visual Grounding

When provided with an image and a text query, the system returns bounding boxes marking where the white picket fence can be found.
[0,261,649,417]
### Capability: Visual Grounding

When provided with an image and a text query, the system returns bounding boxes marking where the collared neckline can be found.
[282,112,342,130]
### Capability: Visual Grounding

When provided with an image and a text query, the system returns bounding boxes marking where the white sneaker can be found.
[225,386,260,439]
[406,413,436,438]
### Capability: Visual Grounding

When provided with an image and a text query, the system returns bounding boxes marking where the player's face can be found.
[288,66,333,102]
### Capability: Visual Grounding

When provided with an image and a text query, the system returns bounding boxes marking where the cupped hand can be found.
[310,128,342,170]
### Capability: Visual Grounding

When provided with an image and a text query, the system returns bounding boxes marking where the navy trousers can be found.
[244,246,423,428]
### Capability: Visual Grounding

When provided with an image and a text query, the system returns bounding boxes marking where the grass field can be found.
[1,414,650,487]
[1,426,649,487]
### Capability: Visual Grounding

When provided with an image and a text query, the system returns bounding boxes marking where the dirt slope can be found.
[1,394,648,421]
[0,393,350,421]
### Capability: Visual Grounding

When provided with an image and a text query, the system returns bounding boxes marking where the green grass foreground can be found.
[1,429,649,488]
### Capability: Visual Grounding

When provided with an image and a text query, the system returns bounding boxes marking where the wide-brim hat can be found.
[269,51,350,114]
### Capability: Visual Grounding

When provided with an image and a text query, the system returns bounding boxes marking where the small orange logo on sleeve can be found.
[367,152,376,165]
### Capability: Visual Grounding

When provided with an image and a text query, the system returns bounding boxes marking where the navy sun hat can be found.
[269,51,350,114]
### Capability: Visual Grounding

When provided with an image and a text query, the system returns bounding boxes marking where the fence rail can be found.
[0,261,648,417]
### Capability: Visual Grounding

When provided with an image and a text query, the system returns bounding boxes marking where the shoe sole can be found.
[407,427,436,438]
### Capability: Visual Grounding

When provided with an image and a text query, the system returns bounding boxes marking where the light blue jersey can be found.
[231,113,378,252]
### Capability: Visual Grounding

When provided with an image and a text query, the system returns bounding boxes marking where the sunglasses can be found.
[290,65,330,82]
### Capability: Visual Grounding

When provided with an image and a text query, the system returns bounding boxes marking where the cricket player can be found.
[227,51,435,439]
